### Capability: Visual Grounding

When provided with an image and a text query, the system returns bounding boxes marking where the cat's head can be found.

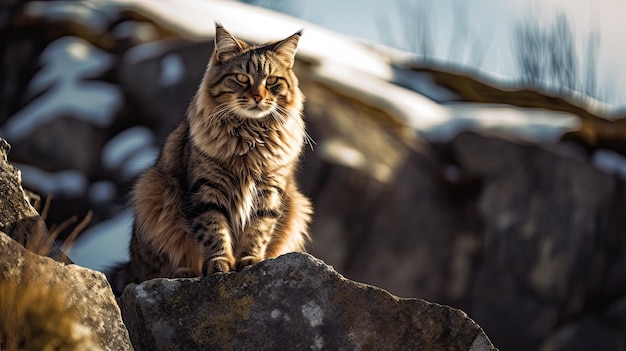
[203,23,303,120]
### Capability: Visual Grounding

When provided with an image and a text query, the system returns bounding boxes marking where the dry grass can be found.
[0,195,98,351]
[0,264,99,351]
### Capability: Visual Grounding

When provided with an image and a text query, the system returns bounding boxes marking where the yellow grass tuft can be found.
[0,262,100,351]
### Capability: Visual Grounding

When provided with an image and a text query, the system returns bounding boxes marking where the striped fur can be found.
[107,24,312,295]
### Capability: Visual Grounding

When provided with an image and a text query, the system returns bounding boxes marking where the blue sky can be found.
[285,0,626,105]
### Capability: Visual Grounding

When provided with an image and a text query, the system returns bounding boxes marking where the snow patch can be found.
[69,210,133,272]
[23,1,110,37]
[0,37,121,142]
[160,53,185,87]
[103,0,582,144]
[113,20,158,42]
[110,0,392,80]
[15,163,88,197]
[122,148,159,179]
[421,103,580,142]
[88,180,117,204]
[593,149,626,179]
[102,127,158,180]
[319,140,365,169]
[391,67,460,102]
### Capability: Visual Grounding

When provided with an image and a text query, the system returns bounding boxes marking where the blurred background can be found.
[2,0,626,350]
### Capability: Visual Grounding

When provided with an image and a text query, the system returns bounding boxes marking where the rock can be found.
[0,231,133,350]
[0,136,131,349]
[539,296,626,351]
[0,138,69,262]
[450,132,626,351]
[119,252,496,351]
[4,2,626,350]
[0,33,125,234]
[298,63,470,303]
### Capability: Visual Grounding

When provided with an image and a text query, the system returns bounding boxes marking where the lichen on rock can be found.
[120,253,496,351]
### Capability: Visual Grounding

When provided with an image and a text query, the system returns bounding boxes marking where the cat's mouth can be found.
[236,105,271,119]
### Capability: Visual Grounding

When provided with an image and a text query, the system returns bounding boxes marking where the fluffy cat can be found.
[108,24,312,296]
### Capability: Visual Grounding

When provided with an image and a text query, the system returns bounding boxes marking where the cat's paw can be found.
[237,256,264,271]
[203,257,235,275]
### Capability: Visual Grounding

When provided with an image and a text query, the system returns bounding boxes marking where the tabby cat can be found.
[108,24,312,296]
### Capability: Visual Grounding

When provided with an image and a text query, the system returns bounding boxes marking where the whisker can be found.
[208,103,238,122]
[273,105,315,151]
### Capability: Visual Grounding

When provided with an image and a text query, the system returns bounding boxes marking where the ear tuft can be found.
[214,23,244,62]
[271,30,302,68]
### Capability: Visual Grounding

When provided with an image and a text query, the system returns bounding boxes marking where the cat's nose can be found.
[252,95,262,104]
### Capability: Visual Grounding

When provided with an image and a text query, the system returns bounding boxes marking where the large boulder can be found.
[0,138,69,262]
[449,132,626,350]
[0,231,133,350]
[119,252,496,351]
[0,138,132,350]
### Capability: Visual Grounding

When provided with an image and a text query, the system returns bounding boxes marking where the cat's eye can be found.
[235,73,249,83]
[266,76,279,85]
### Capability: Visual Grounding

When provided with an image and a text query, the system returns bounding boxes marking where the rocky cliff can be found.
[2,1,626,350]
[0,138,132,350]
[0,137,496,350]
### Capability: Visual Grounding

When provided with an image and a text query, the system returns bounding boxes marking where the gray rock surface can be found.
[450,132,626,351]
[0,138,69,262]
[120,252,496,351]
[0,138,132,350]
[0,231,133,350]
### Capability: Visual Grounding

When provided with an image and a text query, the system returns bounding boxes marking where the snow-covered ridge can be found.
[7,0,624,275]
[14,0,586,145]
[110,0,393,80]
[108,0,583,142]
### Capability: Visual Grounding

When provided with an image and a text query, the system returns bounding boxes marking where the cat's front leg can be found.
[189,202,236,275]
[236,214,279,270]
[235,185,283,270]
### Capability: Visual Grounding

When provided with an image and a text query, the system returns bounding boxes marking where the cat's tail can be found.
[105,261,134,297]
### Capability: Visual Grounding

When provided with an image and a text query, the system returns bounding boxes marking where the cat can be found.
[107,24,312,296]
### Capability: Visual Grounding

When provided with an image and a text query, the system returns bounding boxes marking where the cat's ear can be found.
[214,23,245,62]
[271,30,302,68]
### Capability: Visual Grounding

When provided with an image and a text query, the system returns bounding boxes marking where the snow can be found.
[102,126,159,180]
[593,149,626,179]
[312,61,450,131]
[88,180,117,204]
[122,148,160,180]
[434,103,581,142]
[391,66,460,102]
[27,36,110,94]
[20,0,600,271]
[69,210,132,272]
[113,20,158,42]
[0,37,122,142]
[104,0,583,144]
[23,1,110,35]
[14,163,88,197]
[124,40,168,66]
[111,0,393,80]
[160,53,186,87]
